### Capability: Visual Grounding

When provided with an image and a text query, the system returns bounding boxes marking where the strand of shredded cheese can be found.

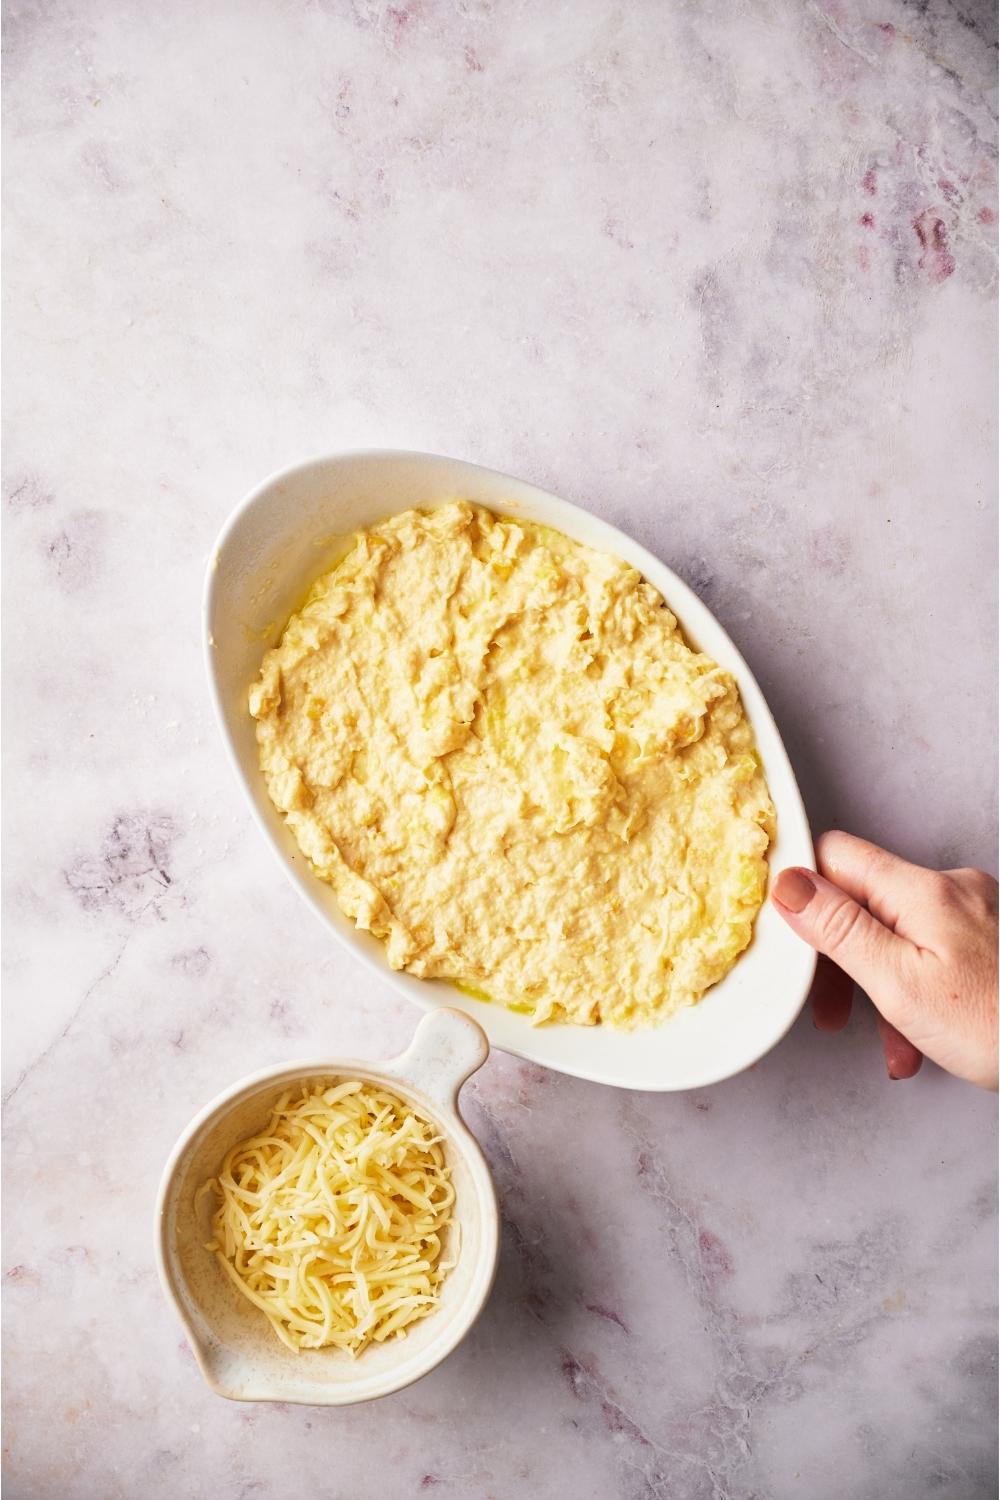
[200,1080,456,1355]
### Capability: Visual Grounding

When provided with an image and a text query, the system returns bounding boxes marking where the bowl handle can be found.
[383,1008,489,1109]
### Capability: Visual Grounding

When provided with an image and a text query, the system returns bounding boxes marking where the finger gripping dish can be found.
[249,502,775,1027]
[201,1081,456,1354]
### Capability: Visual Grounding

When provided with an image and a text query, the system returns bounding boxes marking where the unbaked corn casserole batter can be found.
[250,503,775,1028]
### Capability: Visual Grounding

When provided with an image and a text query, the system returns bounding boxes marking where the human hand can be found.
[771,831,999,1089]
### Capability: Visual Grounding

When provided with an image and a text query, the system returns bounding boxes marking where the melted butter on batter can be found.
[250,502,775,1028]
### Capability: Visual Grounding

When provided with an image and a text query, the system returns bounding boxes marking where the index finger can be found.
[810,955,854,1032]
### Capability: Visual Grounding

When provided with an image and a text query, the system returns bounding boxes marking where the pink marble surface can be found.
[3,1,997,1497]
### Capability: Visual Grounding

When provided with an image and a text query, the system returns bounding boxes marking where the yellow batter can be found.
[249,502,775,1028]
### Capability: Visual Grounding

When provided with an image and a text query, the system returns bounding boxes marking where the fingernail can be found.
[773,869,816,913]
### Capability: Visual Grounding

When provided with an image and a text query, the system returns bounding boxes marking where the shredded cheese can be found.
[200,1080,456,1355]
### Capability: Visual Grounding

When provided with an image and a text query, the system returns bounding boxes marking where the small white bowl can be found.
[155,1008,498,1405]
[205,450,815,1091]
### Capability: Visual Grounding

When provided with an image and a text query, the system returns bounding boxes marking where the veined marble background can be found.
[3,1,997,1497]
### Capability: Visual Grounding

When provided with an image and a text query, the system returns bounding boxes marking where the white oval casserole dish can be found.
[205,450,815,1091]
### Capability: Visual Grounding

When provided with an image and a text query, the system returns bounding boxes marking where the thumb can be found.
[771,866,908,1007]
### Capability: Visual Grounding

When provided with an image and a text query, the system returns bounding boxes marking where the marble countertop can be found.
[4,1,997,1496]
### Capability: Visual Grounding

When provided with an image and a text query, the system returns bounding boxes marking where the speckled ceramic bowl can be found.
[155,1008,498,1405]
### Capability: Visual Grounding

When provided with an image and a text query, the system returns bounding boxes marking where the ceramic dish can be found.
[155,1008,498,1405]
[205,450,815,1091]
